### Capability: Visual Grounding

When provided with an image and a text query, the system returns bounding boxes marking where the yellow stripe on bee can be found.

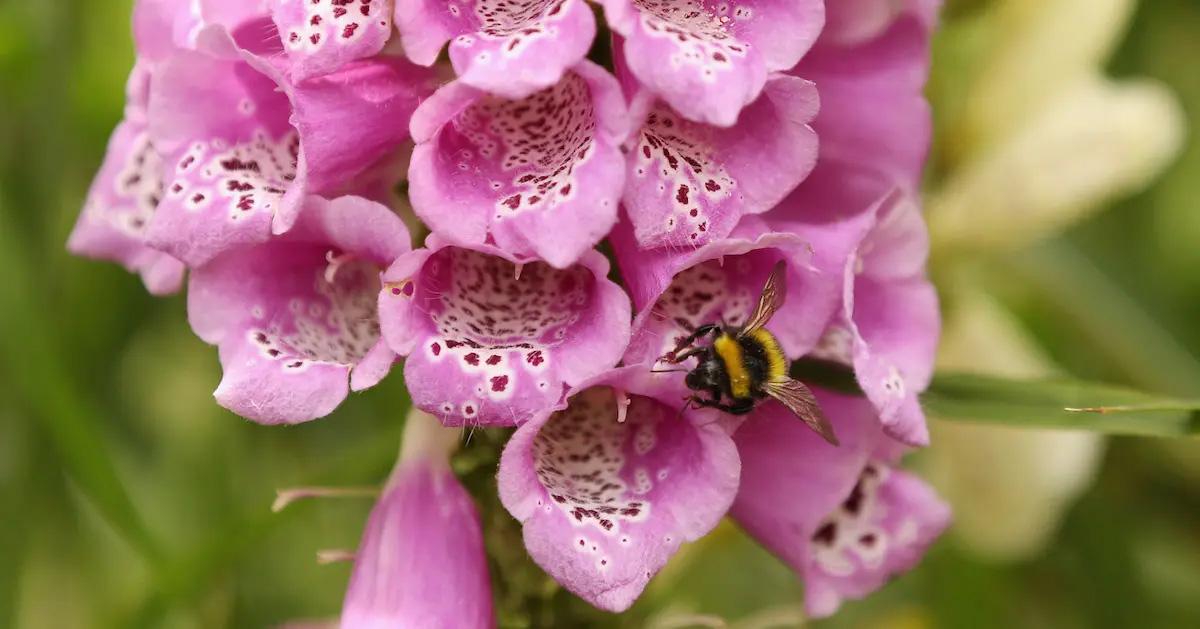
[748,328,789,381]
[713,334,751,398]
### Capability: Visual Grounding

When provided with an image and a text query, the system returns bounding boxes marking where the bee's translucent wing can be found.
[764,378,839,446]
[739,260,787,336]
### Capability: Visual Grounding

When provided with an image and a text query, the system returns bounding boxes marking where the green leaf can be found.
[790,358,1200,438]
[924,373,1200,437]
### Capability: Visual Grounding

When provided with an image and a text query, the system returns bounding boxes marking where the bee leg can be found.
[662,324,720,363]
[688,395,752,416]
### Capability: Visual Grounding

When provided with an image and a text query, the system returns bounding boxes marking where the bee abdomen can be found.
[743,329,789,382]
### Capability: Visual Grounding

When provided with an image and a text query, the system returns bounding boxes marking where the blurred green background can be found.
[2,0,1199,627]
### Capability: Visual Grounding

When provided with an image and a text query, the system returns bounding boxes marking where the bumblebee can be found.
[661,261,839,445]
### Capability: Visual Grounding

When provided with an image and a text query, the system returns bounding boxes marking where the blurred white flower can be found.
[926,284,1104,560]
[924,0,1184,561]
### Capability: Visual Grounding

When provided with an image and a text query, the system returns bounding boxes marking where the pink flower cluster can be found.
[71,0,949,624]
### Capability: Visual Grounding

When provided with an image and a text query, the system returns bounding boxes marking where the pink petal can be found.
[397,0,595,100]
[612,220,834,379]
[844,273,939,447]
[623,74,818,248]
[793,4,934,187]
[68,119,186,295]
[277,56,440,208]
[731,391,949,618]
[134,0,269,61]
[408,62,628,268]
[379,239,631,427]
[765,161,939,446]
[342,458,493,629]
[804,465,949,617]
[499,369,739,611]
[603,0,824,126]
[146,28,304,267]
[273,0,394,81]
[188,196,410,424]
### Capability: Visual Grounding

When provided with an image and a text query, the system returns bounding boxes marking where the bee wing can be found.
[739,260,787,336]
[764,378,839,446]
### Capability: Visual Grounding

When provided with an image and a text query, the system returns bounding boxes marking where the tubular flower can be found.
[619,72,820,248]
[72,0,950,621]
[341,410,494,629]
[408,62,628,268]
[612,219,839,368]
[767,164,939,446]
[146,21,435,267]
[731,391,950,618]
[499,367,740,612]
[188,195,411,424]
[377,237,631,427]
[67,82,187,296]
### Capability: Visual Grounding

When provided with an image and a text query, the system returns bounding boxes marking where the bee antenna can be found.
[650,368,689,374]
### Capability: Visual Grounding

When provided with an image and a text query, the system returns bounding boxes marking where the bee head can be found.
[684,357,721,392]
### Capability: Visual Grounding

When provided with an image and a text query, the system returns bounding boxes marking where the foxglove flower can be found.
[766,161,939,446]
[68,87,187,296]
[188,195,410,424]
[146,21,434,267]
[601,0,824,126]
[499,367,740,611]
[64,0,236,294]
[378,238,631,427]
[620,73,819,248]
[395,0,596,99]
[342,409,494,628]
[613,217,841,375]
[408,62,628,268]
[766,1,940,445]
[731,390,950,618]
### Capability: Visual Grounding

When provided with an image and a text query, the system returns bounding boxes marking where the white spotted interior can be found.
[167,130,299,222]
[445,74,597,220]
[419,248,592,399]
[809,462,915,576]
[649,259,757,362]
[283,0,391,52]
[533,388,652,537]
[810,324,854,365]
[90,131,164,237]
[248,259,381,373]
[633,0,754,79]
[632,104,736,243]
[450,0,570,57]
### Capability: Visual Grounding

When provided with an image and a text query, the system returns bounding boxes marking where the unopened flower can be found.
[378,238,631,427]
[601,0,825,126]
[396,0,597,99]
[408,62,628,268]
[499,366,740,611]
[188,195,410,424]
[342,409,494,628]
